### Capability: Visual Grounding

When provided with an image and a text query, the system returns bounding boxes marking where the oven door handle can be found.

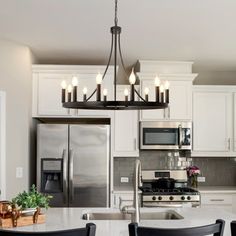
[178,124,183,149]
[143,202,184,208]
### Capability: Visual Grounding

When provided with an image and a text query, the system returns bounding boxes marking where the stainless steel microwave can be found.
[140,121,192,150]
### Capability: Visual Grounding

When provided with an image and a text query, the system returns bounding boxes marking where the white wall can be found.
[0,39,33,199]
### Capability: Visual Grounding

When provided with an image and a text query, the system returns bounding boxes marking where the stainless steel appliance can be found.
[140,121,192,150]
[140,170,200,208]
[37,122,110,207]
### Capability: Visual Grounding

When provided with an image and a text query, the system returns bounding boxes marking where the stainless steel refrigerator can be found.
[37,123,110,207]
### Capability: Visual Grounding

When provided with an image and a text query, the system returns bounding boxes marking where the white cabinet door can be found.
[193,91,232,152]
[200,193,233,213]
[36,73,72,116]
[113,86,139,157]
[33,68,114,117]
[140,80,192,121]
[140,80,165,120]
[168,81,192,120]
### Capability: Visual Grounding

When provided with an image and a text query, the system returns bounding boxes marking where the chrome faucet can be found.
[121,159,142,223]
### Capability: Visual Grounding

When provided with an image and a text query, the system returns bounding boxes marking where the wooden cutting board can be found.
[0,214,45,228]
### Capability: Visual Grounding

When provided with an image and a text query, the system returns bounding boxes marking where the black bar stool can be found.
[129,220,225,236]
[231,221,236,236]
[0,223,96,236]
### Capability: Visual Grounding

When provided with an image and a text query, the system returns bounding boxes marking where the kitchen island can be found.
[3,208,236,236]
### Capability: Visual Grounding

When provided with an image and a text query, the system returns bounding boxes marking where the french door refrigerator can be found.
[37,123,110,207]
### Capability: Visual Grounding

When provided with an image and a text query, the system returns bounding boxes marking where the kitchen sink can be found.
[82,210,183,220]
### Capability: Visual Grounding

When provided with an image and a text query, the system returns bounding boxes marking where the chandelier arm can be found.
[102,33,114,80]
[86,33,114,102]
[134,89,147,102]
[118,34,129,79]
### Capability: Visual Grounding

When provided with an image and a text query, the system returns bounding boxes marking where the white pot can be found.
[22,207,37,216]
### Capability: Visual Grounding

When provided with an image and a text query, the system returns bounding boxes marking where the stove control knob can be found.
[187,196,191,200]
[158,196,162,201]
[181,196,185,201]
[169,196,174,201]
[152,196,156,201]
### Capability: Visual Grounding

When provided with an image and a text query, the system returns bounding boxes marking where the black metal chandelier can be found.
[61,0,169,110]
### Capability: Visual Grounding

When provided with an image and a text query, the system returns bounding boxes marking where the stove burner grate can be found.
[140,187,200,195]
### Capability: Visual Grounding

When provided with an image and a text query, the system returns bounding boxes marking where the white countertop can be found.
[4,207,236,236]
[198,186,236,194]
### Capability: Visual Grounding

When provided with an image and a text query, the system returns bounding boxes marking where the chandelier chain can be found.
[114,0,118,26]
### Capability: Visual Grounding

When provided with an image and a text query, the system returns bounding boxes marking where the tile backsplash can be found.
[113,151,236,188]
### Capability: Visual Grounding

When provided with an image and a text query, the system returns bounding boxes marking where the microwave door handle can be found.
[178,125,183,149]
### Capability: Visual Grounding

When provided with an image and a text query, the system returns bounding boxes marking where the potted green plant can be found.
[11,185,52,214]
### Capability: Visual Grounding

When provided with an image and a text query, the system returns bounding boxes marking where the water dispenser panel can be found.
[43,160,62,171]
[41,158,63,193]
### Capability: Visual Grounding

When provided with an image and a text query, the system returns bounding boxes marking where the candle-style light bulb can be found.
[83,87,88,101]
[129,68,136,85]
[72,76,78,102]
[67,85,73,93]
[164,80,170,90]
[144,87,149,95]
[96,73,103,84]
[61,80,67,103]
[129,68,136,101]
[103,89,108,102]
[72,76,78,87]
[67,84,72,102]
[96,73,102,101]
[154,75,161,102]
[103,89,108,96]
[144,87,149,101]
[164,80,170,103]
[83,87,88,94]
[61,80,67,89]
[154,75,161,87]
[124,88,129,102]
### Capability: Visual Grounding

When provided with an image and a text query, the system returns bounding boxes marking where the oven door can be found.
[140,121,192,150]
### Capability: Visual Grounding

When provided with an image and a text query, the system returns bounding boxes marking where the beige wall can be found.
[193,70,236,85]
[0,39,33,199]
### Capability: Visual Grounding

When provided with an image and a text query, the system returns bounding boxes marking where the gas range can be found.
[140,170,201,208]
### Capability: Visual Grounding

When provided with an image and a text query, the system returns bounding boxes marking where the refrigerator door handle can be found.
[62,149,68,204]
[69,149,74,204]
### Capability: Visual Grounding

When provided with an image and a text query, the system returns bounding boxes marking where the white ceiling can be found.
[0,0,236,71]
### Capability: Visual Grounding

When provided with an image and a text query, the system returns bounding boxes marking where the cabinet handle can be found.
[228,138,231,150]
[168,107,170,118]
[163,109,166,119]
[134,138,137,150]
[210,199,224,202]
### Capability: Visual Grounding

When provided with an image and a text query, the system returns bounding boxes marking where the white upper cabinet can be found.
[113,85,139,157]
[192,86,234,156]
[32,65,114,117]
[137,61,197,121]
